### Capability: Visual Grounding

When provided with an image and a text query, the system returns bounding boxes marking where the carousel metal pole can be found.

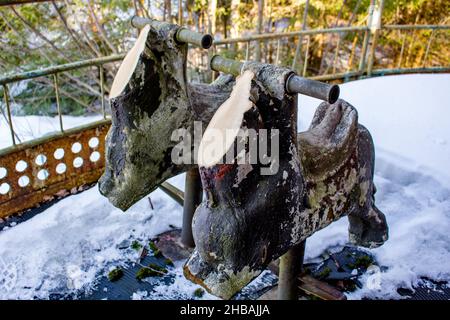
[181,168,203,248]
[277,240,306,300]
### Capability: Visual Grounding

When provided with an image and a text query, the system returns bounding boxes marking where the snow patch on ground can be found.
[0,73,449,299]
[144,261,217,300]
[0,174,184,299]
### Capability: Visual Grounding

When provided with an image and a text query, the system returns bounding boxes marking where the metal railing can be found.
[0,22,448,156]
[212,23,449,81]
[0,54,124,147]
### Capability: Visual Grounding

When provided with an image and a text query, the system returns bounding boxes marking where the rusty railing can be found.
[0,55,124,218]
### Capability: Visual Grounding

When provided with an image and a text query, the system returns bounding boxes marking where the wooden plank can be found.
[299,274,347,300]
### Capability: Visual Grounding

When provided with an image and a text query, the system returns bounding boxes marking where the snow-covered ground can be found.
[0,73,449,299]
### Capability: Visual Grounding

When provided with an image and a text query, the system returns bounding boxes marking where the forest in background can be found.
[0,0,449,117]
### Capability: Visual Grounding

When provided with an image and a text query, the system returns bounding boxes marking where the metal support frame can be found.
[181,168,203,248]
[277,240,306,300]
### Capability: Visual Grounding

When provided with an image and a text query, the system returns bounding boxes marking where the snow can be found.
[299,73,450,189]
[0,73,449,299]
[147,261,217,300]
[299,73,450,299]
[0,174,185,299]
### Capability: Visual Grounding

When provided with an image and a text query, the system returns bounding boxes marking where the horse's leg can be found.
[347,125,389,248]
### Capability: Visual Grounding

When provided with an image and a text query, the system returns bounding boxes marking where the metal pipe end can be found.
[328,84,340,104]
[130,16,139,28]
[201,34,213,49]
[209,54,221,70]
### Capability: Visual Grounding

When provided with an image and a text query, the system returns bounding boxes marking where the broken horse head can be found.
[99,19,195,210]
[99,18,233,211]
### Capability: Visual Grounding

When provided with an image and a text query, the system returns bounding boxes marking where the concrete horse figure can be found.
[99,20,388,299]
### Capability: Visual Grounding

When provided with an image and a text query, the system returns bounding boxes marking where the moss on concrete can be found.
[108,268,124,282]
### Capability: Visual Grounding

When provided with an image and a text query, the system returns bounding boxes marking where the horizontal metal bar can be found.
[308,67,450,82]
[383,24,450,31]
[210,55,243,76]
[0,119,111,157]
[210,55,339,103]
[159,182,184,206]
[287,74,340,104]
[214,24,449,46]
[214,26,369,45]
[131,16,213,49]
[177,28,213,49]
[371,66,450,76]
[0,54,124,85]
[309,71,363,81]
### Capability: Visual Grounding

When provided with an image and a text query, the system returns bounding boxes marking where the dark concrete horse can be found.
[99,20,388,299]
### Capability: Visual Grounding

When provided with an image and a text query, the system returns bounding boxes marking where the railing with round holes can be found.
[0,120,110,218]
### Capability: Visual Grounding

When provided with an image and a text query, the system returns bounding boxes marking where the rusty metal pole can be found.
[278,240,306,300]
[181,168,203,248]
